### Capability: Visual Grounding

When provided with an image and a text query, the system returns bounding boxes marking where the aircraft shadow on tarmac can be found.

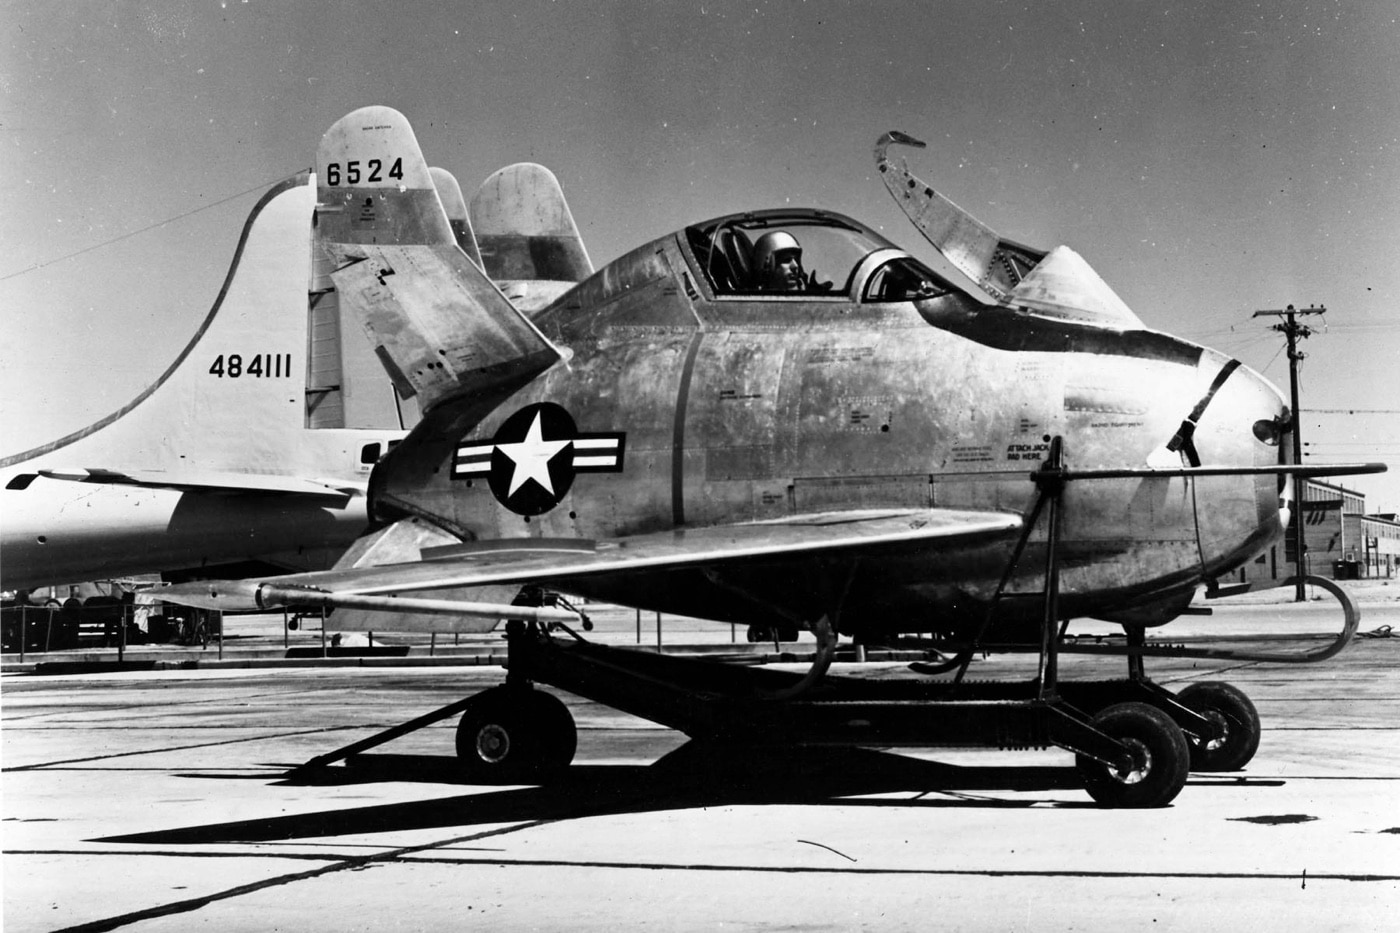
[97,744,1286,846]
[96,746,1072,845]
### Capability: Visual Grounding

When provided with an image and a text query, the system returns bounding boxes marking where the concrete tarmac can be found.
[3,591,1398,931]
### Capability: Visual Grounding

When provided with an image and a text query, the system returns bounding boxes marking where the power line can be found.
[0,175,291,283]
[1258,342,1286,375]
[1304,408,1400,414]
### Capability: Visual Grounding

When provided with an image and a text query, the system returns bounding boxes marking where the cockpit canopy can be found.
[685,210,955,303]
[682,208,1144,329]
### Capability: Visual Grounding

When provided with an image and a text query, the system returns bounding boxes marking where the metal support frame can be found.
[498,620,1151,769]
[287,693,485,777]
[955,436,1067,691]
[288,434,1233,778]
[1035,438,1065,699]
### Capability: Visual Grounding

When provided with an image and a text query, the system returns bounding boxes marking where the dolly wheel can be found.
[524,689,578,774]
[455,686,577,783]
[1076,702,1190,808]
[1177,681,1261,772]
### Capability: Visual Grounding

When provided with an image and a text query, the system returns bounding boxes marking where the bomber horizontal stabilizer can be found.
[30,468,361,498]
[159,507,1024,613]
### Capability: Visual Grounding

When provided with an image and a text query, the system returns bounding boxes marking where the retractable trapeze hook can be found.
[874,130,928,167]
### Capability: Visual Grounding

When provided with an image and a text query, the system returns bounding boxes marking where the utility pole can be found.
[1252,304,1326,601]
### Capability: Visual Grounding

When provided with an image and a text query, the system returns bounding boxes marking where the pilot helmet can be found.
[753,230,802,273]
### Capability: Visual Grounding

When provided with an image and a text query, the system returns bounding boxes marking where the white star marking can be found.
[495,412,570,497]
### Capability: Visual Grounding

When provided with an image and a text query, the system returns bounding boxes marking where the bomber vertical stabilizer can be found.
[0,174,409,589]
[2,177,320,480]
[315,106,560,414]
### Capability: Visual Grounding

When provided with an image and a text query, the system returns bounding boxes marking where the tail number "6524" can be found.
[324,158,404,186]
[209,353,293,379]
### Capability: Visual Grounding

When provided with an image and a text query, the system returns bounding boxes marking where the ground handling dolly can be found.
[287,437,1326,809]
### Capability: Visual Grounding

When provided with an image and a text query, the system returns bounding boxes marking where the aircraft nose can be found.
[1146,350,1291,553]
[1247,365,1292,533]
[1233,361,1290,456]
[1204,355,1293,535]
[1148,354,1285,466]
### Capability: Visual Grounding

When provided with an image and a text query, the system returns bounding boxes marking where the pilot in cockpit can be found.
[753,231,811,292]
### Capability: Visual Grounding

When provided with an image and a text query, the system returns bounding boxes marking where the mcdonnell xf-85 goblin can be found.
[164,108,1383,807]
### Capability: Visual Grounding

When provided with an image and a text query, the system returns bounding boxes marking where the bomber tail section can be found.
[0,173,408,589]
[0,175,321,477]
[315,106,560,414]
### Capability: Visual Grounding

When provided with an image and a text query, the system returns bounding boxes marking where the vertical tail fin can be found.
[0,176,320,475]
[471,163,593,282]
[429,167,484,269]
[471,163,593,312]
[314,106,559,414]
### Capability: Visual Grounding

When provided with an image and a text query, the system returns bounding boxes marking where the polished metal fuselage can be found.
[370,231,1289,637]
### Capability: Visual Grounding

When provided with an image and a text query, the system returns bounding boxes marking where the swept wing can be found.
[161,507,1023,613]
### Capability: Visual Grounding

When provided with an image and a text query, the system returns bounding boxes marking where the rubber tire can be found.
[1076,702,1191,808]
[522,689,578,775]
[1176,681,1261,772]
[455,686,577,783]
[746,625,771,643]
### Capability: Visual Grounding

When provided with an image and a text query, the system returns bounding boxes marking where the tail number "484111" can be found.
[209,353,294,379]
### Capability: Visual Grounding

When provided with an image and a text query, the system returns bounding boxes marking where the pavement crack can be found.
[2,726,363,772]
[47,820,556,933]
[797,839,858,862]
[354,855,1400,884]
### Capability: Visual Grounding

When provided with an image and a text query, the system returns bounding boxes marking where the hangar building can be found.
[1241,479,1398,581]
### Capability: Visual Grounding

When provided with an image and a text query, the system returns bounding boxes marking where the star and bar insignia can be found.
[452,402,626,516]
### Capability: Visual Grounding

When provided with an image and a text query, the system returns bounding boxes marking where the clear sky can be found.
[3,1,1398,509]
